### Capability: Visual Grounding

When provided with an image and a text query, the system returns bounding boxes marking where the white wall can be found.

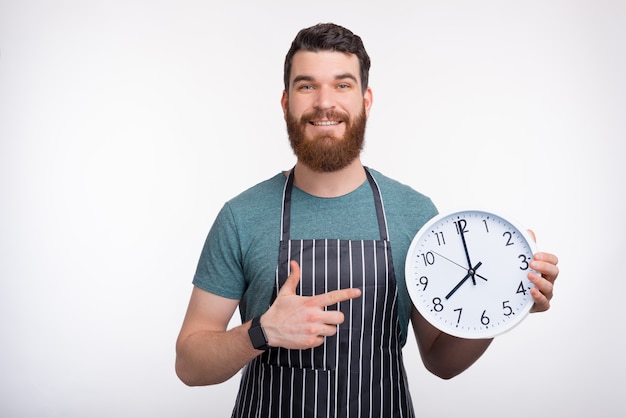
[1,1,624,416]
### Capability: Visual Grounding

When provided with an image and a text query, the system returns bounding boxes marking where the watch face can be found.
[405,209,538,339]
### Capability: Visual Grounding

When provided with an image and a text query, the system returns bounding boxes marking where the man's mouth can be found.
[310,120,340,126]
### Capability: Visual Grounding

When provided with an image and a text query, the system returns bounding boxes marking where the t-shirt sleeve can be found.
[192,203,246,300]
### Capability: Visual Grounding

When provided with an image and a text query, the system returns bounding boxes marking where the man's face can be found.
[282,50,373,172]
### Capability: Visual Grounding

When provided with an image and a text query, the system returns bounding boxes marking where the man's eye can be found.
[298,84,314,91]
[337,83,351,89]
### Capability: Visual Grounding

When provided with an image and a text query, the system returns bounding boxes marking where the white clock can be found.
[405,209,538,339]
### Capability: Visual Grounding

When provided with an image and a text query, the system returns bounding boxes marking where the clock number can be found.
[434,231,446,246]
[518,254,530,270]
[418,276,428,291]
[516,281,528,296]
[482,219,489,233]
[432,297,444,312]
[502,231,514,246]
[454,308,462,324]
[420,252,435,267]
[502,300,514,316]
[480,310,490,326]
[454,219,468,235]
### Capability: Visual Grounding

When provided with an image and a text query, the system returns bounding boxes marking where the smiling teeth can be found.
[312,121,339,126]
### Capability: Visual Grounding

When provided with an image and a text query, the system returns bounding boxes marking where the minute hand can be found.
[459,227,477,285]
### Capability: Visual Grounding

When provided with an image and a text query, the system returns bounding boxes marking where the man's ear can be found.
[363,87,373,118]
[281,90,288,119]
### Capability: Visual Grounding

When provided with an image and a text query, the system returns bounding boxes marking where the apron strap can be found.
[280,167,389,242]
[364,168,390,241]
[280,169,296,242]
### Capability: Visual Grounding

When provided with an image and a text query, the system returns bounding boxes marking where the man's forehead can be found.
[290,50,360,80]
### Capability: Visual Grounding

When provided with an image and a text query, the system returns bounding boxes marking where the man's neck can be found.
[290,159,367,198]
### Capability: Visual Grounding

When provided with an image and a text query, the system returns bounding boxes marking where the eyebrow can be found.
[292,73,358,85]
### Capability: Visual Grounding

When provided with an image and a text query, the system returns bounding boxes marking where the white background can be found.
[1,1,624,417]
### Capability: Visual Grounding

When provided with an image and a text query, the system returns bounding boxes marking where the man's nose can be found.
[313,86,336,110]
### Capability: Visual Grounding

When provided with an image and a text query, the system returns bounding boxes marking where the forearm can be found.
[420,333,493,379]
[412,307,492,379]
[175,321,261,386]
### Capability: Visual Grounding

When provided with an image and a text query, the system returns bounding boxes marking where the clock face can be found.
[405,209,538,339]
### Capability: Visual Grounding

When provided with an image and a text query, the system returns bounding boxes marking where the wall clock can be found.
[406,209,538,339]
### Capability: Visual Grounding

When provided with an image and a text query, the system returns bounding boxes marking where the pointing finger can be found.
[315,287,362,308]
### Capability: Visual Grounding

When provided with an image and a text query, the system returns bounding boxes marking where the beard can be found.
[286,106,367,173]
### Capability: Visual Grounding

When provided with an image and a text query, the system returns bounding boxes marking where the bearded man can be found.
[175,23,559,417]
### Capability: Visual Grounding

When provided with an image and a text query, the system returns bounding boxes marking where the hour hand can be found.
[445,261,482,300]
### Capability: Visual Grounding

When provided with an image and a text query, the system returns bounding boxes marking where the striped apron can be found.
[232,168,414,417]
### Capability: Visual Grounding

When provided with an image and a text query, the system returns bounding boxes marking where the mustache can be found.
[300,109,350,123]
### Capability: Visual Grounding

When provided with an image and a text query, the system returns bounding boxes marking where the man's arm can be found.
[175,261,362,386]
[175,287,260,386]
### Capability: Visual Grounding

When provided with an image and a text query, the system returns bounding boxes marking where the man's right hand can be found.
[261,260,362,350]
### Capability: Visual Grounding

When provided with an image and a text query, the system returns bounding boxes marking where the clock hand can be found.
[432,251,489,282]
[431,250,466,270]
[459,227,477,285]
[445,261,482,300]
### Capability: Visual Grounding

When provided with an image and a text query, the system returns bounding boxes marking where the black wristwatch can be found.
[248,315,270,351]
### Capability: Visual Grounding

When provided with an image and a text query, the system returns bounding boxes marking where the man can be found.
[175,23,559,417]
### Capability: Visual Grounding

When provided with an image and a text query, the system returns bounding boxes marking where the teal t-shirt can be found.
[193,168,438,345]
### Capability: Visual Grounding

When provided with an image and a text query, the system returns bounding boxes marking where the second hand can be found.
[431,250,488,282]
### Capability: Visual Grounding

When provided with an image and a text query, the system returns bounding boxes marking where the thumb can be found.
[278,260,301,296]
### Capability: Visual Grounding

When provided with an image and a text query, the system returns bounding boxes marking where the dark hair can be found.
[283,23,371,94]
